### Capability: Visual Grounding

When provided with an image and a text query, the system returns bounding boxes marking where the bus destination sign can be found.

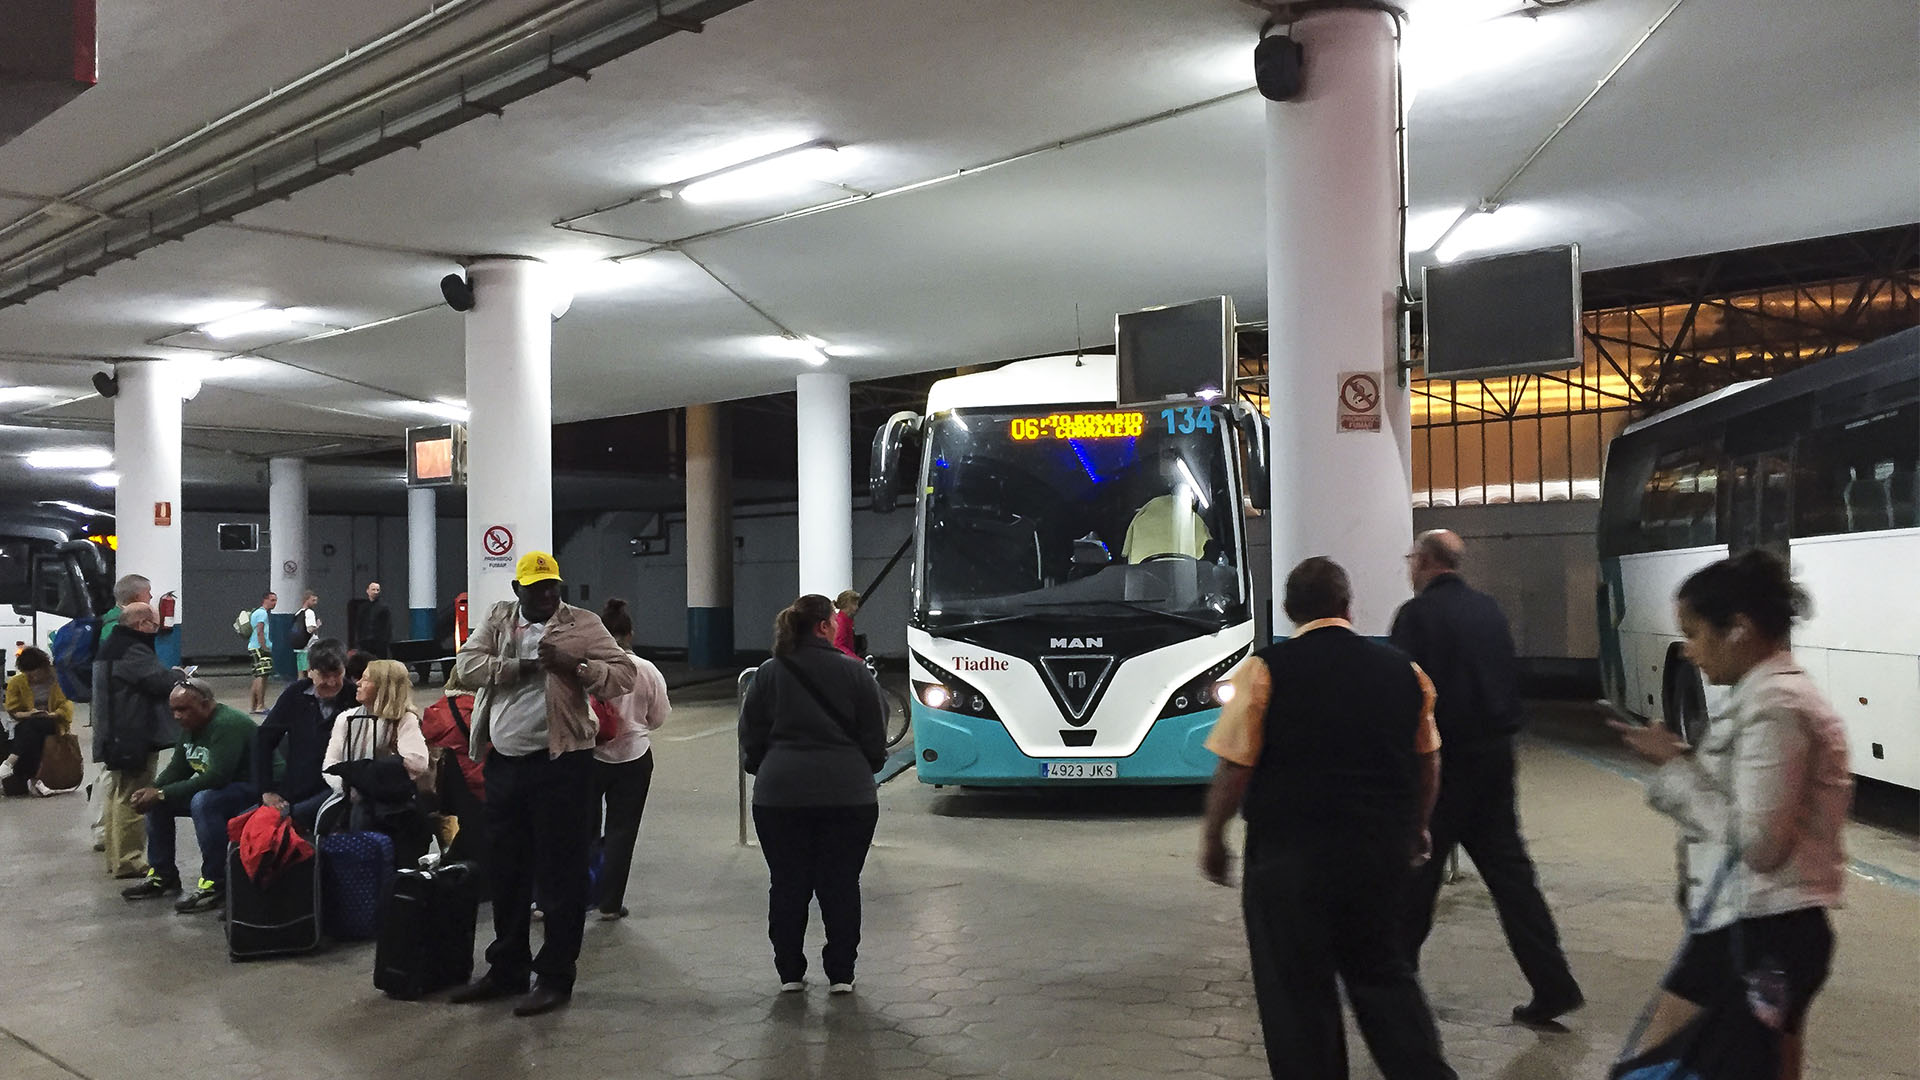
[1008,411,1146,442]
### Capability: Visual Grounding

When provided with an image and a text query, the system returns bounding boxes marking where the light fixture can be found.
[27,448,113,470]
[1400,0,1553,103]
[655,140,843,206]
[1431,202,1541,264]
[1175,457,1211,510]
[417,397,470,422]
[765,335,830,366]
[197,305,304,339]
[39,499,111,516]
[87,471,118,488]
[0,385,47,405]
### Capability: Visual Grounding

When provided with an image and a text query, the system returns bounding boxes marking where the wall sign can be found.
[481,523,516,571]
[153,501,173,527]
[1337,371,1382,433]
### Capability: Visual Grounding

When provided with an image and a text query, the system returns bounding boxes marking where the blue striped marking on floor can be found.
[1546,740,1920,896]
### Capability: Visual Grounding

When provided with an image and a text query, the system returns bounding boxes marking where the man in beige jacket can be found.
[448,551,636,1017]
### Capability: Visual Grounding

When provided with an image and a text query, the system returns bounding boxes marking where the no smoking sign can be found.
[482,523,517,570]
[1337,371,1382,433]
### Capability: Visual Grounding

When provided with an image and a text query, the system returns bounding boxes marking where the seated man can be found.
[252,638,354,830]
[121,681,259,914]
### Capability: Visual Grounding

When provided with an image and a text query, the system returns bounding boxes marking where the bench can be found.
[389,639,456,685]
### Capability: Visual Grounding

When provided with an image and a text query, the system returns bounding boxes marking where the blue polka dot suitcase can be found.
[317,830,394,941]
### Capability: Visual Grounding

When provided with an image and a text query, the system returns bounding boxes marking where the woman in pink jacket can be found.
[591,599,670,920]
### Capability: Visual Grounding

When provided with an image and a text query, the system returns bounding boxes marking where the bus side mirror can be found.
[869,411,923,515]
[1230,404,1270,511]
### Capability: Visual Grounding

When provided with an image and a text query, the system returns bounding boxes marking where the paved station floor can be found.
[3,678,1915,1080]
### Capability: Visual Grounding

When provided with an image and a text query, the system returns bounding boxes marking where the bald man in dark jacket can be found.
[1390,530,1583,1027]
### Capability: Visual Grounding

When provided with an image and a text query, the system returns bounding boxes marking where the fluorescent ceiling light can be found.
[1432,203,1543,263]
[40,499,110,516]
[197,306,306,339]
[27,447,113,470]
[87,471,118,488]
[0,385,48,405]
[672,141,843,205]
[416,397,469,422]
[764,335,830,366]
[1401,0,1550,103]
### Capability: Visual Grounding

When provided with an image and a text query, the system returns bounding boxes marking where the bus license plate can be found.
[1041,762,1116,779]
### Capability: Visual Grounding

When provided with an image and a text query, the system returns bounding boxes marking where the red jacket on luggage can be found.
[420,694,485,802]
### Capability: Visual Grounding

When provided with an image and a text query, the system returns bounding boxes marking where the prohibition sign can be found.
[1341,373,1380,412]
[483,526,514,558]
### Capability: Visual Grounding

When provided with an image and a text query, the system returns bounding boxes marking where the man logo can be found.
[1048,637,1103,649]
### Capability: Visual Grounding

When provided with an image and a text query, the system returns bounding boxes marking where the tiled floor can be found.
[2,681,1914,1079]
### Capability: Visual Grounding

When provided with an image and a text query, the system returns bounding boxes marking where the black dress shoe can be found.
[513,986,571,1017]
[1512,992,1585,1027]
[449,979,519,1004]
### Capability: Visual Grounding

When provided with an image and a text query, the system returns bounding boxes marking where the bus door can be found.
[1722,448,1793,558]
[30,550,86,649]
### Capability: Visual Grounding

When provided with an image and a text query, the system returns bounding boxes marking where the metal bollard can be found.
[736,667,757,848]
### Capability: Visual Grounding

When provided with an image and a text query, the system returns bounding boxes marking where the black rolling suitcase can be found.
[226,841,323,960]
[374,861,479,999]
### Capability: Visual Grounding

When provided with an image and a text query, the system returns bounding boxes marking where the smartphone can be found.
[181,665,199,678]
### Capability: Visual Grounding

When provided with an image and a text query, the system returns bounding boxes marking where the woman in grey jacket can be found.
[1613,550,1851,1079]
[739,594,888,995]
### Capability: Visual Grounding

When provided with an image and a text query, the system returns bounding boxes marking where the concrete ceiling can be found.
[0,0,1915,508]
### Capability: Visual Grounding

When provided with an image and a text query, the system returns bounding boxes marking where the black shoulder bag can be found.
[775,656,883,771]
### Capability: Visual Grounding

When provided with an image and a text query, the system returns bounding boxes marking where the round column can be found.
[407,486,438,640]
[268,456,308,676]
[685,403,734,669]
[795,371,852,599]
[464,257,556,607]
[1265,8,1412,634]
[113,360,186,666]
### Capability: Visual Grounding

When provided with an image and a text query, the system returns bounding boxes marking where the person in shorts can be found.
[248,591,277,714]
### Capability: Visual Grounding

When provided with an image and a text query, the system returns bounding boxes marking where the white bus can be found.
[1,503,116,683]
[870,353,1267,786]
[1597,326,1919,788]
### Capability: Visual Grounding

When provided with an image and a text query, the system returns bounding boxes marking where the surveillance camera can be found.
[91,371,118,398]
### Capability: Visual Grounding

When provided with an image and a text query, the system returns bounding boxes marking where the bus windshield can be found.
[917,405,1246,628]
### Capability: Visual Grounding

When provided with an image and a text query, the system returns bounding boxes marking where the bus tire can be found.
[1661,647,1710,747]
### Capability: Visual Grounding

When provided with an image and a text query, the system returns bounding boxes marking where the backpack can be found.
[50,617,100,703]
[233,609,253,636]
[290,610,315,650]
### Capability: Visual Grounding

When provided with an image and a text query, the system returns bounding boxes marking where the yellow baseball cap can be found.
[514,551,562,586]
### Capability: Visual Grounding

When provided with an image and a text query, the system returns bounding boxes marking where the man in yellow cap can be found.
[449,551,637,1016]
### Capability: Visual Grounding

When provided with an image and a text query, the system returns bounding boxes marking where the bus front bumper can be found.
[910,704,1220,786]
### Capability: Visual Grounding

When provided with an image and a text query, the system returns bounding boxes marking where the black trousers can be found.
[752,803,879,985]
[1243,831,1457,1080]
[1403,737,1581,1005]
[480,748,596,994]
[592,751,654,913]
[3,716,56,796]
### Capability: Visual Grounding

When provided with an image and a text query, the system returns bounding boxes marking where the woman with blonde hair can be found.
[324,659,429,857]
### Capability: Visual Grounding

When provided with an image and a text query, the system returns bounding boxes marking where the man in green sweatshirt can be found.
[121,680,259,913]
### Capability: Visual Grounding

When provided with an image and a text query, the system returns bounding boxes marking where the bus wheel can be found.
[1661,648,1710,747]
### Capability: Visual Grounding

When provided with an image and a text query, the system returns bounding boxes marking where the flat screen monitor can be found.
[217,523,259,552]
[1421,244,1582,380]
[1115,296,1235,407]
[407,423,465,487]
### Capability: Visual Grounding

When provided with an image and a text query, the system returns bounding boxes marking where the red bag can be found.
[590,696,623,745]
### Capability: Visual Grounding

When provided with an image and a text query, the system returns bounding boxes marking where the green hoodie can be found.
[154,704,256,804]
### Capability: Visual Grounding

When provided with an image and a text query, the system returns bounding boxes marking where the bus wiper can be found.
[1022,599,1221,631]
[928,612,1035,633]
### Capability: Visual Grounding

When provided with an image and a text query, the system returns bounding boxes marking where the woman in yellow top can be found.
[3,647,74,795]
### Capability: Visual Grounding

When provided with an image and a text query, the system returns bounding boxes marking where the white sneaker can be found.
[26,779,51,798]
[779,981,806,993]
[829,982,855,995]
[0,760,13,781]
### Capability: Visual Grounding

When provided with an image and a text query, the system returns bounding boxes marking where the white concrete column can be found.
[268,457,307,671]
[1265,8,1412,634]
[407,486,437,639]
[112,360,188,665]
[684,403,734,668]
[463,257,556,606]
[795,371,852,599]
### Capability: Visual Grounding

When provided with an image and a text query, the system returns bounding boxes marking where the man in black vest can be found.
[1200,557,1455,1080]
[1391,529,1583,1026]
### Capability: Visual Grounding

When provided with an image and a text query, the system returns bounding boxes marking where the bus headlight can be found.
[1214,680,1236,704]
[1157,648,1251,719]
[920,684,951,709]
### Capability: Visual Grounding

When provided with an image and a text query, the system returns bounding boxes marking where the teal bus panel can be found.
[911,702,1220,786]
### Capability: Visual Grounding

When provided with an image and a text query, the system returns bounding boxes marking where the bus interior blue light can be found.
[1069,440,1101,484]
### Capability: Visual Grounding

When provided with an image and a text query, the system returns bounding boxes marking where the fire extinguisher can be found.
[158,591,177,627]
[454,592,469,648]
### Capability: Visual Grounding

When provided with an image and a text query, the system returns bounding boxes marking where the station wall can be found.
[171,500,1599,671]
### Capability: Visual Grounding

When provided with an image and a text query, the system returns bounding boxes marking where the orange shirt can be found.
[1203,619,1441,768]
